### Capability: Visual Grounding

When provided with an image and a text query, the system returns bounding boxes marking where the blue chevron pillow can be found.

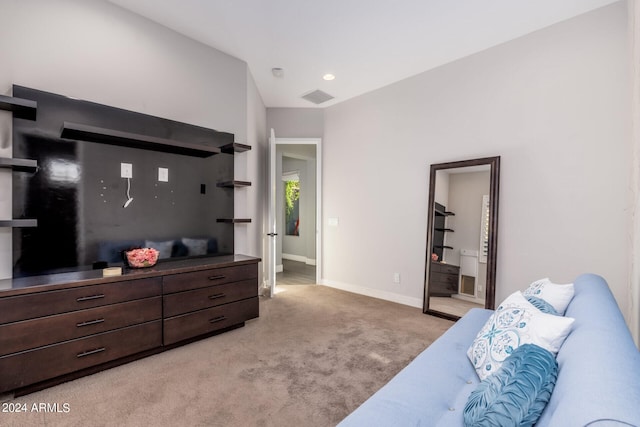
[464,343,558,427]
[525,296,559,316]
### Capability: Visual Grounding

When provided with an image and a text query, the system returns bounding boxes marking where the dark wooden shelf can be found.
[434,228,454,232]
[0,157,38,172]
[216,180,252,188]
[0,95,37,120]
[216,218,252,224]
[61,122,221,158]
[220,143,251,154]
[434,245,453,250]
[0,219,38,228]
[435,209,455,216]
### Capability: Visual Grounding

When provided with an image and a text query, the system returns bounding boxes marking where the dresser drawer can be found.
[163,297,258,345]
[0,297,161,357]
[163,279,257,318]
[431,262,460,275]
[0,321,161,393]
[431,272,459,288]
[162,264,258,294]
[0,278,162,325]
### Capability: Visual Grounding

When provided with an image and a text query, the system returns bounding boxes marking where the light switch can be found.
[158,167,169,182]
[328,217,339,227]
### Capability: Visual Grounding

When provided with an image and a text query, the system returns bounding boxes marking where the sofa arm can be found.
[536,274,640,426]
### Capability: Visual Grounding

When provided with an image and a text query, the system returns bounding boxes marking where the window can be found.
[283,171,300,236]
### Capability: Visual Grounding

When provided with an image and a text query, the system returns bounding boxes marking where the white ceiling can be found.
[108,0,619,108]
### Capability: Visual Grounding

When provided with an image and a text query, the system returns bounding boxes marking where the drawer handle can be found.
[208,275,226,281]
[76,294,105,302]
[76,318,105,328]
[209,316,227,324]
[77,347,106,358]
[208,293,226,300]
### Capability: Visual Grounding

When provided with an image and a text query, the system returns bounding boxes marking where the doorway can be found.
[268,135,322,292]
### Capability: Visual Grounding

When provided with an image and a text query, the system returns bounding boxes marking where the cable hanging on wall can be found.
[123,177,134,208]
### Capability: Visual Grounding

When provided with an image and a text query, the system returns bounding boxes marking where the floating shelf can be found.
[0,157,38,172]
[216,180,252,188]
[435,209,455,216]
[434,245,454,250]
[0,219,38,228]
[216,218,252,223]
[220,143,251,154]
[434,228,454,232]
[0,95,37,120]
[61,122,221,158]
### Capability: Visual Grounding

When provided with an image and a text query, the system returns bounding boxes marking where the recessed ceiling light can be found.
[272,68,284,78]
[323,73,336,81]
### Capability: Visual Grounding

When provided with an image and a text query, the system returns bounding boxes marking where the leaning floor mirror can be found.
[423,156,500,320]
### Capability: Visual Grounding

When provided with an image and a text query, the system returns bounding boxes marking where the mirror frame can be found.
[423,156,500,320]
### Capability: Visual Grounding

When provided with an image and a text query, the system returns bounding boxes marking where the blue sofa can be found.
[338,274,640,426]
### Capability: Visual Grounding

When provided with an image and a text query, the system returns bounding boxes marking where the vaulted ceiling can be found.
[108,0,620,108]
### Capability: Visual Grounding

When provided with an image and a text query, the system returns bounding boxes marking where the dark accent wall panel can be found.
[12,86,236,277]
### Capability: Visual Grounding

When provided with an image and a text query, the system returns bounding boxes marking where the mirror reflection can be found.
[424,157,500,320]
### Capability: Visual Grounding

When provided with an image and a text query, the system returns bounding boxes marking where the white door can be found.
[266,128,278,296]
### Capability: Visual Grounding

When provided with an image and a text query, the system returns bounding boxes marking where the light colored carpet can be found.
[0,285,453,427]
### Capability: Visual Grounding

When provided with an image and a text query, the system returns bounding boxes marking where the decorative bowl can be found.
[124,247,159,268]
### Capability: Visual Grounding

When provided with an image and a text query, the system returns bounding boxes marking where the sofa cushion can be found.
[338,308,493,427]
[463,344,558,427]
[523,278,574,315]
[181,237,208,256]
[145,240,174,259]
[535,274,640,426]
[467,291,574,380]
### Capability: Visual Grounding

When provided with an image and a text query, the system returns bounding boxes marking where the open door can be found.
[266,128,278,297]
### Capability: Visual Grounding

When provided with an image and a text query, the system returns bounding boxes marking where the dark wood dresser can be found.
[429,261,460,297]
[0,255,259,396]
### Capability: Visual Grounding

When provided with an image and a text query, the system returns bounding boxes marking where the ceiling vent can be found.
[301,89,334,105]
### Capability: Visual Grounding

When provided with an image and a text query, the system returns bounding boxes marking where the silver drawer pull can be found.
[209,316,227,324]
[76,294,105,302]
[76,318,105,328]
[208,293,226,300]
[208,275,225,281]
[77,347,106,358]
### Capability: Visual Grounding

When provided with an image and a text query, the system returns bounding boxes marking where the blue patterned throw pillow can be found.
[464,344,558,427]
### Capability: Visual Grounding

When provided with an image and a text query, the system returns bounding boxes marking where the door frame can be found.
[273,137,322,286]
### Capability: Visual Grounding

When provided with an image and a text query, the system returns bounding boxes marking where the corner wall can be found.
[322,3,633,321]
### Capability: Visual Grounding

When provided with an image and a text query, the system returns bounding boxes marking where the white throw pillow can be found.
[523,278,575,315]
[467,291,575,380]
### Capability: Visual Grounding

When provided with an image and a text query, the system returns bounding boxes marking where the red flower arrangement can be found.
[124,248,159,268]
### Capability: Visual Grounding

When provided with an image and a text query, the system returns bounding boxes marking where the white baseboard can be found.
[320,279,423,309]
[282,253,316,266]
[276,264,283,273]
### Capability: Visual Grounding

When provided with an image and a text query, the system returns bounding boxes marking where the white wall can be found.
[236,70,266,284]
[267,108,324,138]
[0,0,264,279]
[322,2,633,322]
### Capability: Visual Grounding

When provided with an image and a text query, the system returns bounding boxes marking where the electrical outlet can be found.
[121,163,132,179]
[393,273,401,284]
[158,167,169,182]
